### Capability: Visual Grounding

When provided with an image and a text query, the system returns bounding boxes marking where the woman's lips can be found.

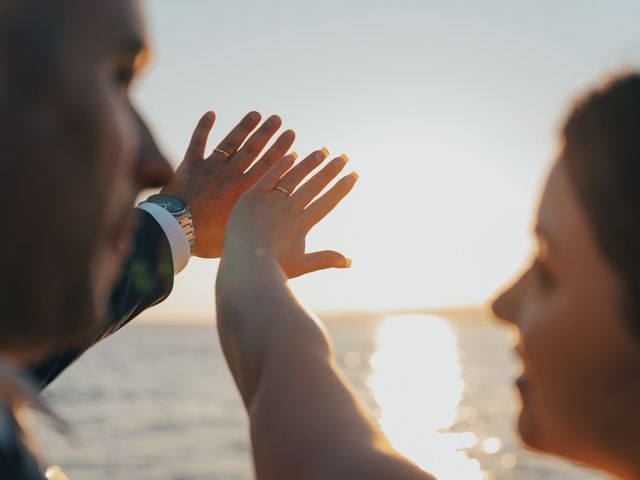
[512,339,529,394]
[516,375,529,395]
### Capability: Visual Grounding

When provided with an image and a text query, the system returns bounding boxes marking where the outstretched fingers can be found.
[302,172,358,231]
[210,111,262,161]
[272,148,329,195]
[253,152,298,192]
[231,115,283,171]
[244,129,296,183]
[291,154,349,207]
[184,111,216,163]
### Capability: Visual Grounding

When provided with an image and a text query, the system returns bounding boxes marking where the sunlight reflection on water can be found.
[369,315,485,480]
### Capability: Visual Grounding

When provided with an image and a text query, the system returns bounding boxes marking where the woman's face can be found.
[492,160,640,477]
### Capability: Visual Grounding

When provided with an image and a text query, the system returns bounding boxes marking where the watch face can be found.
[147,194,187,215]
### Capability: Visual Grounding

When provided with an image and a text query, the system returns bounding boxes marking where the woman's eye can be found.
[533,260,554,291]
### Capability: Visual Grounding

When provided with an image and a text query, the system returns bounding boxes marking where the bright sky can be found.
[134,0,640,320]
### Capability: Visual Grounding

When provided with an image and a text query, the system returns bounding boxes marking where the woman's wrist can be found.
[217,232,332,403]
[222,229,279,268]
[216,237,283,395]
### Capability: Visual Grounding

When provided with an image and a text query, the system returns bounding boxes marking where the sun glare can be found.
[368,315,485,480]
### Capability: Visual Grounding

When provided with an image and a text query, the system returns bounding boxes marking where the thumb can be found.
[299,251,352,276]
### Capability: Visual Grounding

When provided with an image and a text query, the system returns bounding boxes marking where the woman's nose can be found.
[491,268,530,325]
[491,288,516,325]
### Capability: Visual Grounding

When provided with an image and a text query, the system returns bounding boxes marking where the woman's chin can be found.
[517,408,539,449]
[515,376,544,451]
[515,397,557,459]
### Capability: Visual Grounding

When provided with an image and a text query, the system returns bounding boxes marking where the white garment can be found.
[136,204,190,275]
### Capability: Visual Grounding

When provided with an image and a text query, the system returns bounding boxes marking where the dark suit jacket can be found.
[32,209,175,388]
[0,211,174,479]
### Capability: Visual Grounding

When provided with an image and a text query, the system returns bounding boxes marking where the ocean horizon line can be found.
[136,304,490,325]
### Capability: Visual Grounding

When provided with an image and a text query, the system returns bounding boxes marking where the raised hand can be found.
[161,111,295,258]
[225,149,358,278]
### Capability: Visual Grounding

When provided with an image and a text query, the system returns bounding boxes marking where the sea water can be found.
[36,313,606,480]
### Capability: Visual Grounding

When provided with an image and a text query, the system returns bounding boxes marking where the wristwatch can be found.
[140,194,196,255]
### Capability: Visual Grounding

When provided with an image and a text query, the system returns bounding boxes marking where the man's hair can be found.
[563,72,640,336]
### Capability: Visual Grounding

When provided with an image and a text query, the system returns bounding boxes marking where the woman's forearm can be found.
[216,239,332,406]
[215,154,430,479]
[215,243,433,480]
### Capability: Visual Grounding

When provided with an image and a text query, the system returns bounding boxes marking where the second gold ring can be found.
[274,186,292,196]
[214,148,232,159]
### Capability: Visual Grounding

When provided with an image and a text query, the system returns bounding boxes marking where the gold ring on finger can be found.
[214,148,232,160]
[274,186,292,196]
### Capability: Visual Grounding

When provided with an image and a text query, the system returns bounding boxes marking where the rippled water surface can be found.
[37,314,607,480]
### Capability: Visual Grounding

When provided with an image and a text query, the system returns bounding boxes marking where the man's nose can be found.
[134,113,174,190]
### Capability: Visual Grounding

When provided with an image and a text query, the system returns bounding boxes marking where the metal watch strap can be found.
[141,195,196,256]
[176,213,196,255]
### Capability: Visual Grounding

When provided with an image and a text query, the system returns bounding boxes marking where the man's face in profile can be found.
[0,0,172,358]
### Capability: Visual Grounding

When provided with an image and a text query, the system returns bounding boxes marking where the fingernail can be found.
[290,151,299,160]
[334,156,348,167]
[339,258,353,268]
[320,147,330,157]
[339,153,350,162]
[345,172,359,184]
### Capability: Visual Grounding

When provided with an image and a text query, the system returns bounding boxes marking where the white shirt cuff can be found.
[136,203,190,275]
